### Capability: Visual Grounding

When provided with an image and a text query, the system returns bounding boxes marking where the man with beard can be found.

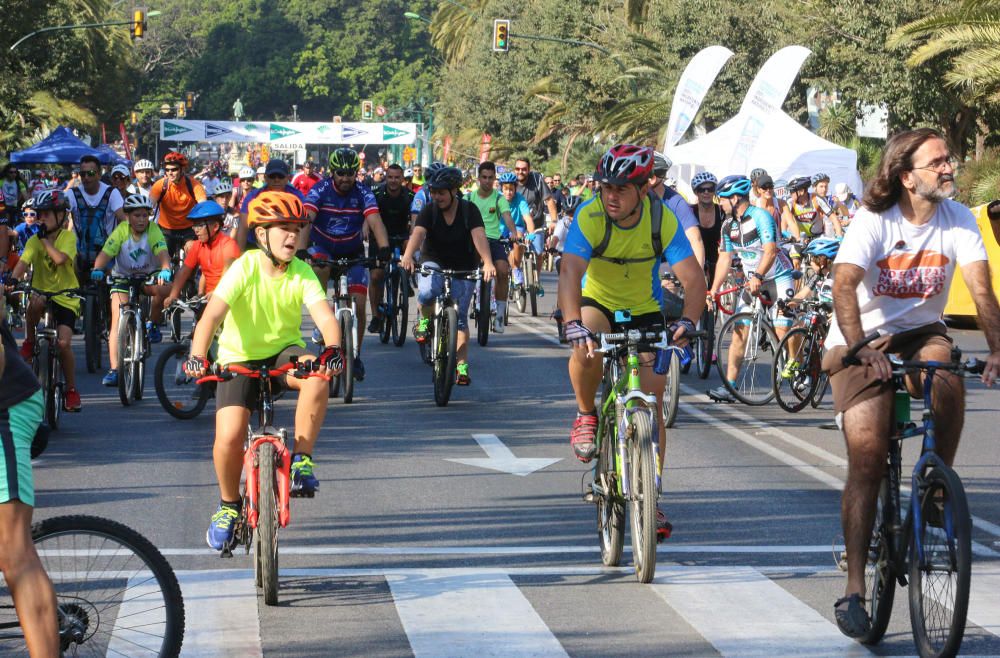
[367,164,414,333]
[822,128,1000,640]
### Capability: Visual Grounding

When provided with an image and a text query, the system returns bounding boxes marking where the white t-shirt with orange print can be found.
[826,199,987,348]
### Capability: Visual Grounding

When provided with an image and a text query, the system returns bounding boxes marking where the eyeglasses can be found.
[80,170,99,177]
[695,186,715,193]
[112,174,128,181]
[164,167,180,173]
[759,184,774,191]
[912,157,957,173]
[22,211,37,218]
[514,167,528,172]
[267,173,287,180]
[333,168,355,177]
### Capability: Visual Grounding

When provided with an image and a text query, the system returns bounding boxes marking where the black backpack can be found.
[590,191,664,264]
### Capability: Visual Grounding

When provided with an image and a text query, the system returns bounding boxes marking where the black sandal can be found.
[834,593,871,639]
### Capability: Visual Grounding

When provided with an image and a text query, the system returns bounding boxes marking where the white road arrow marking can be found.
[445,434,561,476]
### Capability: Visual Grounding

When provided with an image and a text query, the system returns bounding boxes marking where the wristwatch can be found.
[749,271,764,281]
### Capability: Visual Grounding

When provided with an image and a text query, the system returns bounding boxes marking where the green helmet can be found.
[329,147,360,172]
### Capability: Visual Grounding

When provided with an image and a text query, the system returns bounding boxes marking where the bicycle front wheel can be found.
[628,410,658,583]
[662,350,681,428]
[378,277,392,345]
[476,279,490,346]
[118,314,138,406]
[433,307,458,407]
[9,514,185,657]
[773,327,819,413]
[255,442,280,606]
[695,306,714,380]
[340,314,355,404]
[862,477,897,645]
[596,377,624,567]
[716,312,778,405]
[84,293,100,373]
[908,465,971,658]
[37,341,59,430]
[393,272,409,347]
[525,258,538,317]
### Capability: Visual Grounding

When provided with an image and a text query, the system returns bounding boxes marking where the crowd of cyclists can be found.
[2,125,1000,653]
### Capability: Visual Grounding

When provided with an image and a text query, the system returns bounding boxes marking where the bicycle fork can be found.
[243,433,292,531]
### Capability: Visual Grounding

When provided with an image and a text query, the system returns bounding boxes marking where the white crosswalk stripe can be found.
[177,570,261,658]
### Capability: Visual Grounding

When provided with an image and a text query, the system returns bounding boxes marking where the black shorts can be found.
[581,297,663,331]
[161,227,196,258]
[215,346,309,410]
[488,238,510,264]
[42,302,78,331]
[367,235,409,270]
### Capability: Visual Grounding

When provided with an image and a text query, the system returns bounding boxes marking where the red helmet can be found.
[162,151,189,169]
[595,144,653,186]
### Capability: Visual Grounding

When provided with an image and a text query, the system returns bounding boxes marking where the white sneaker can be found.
[493,316,505,334]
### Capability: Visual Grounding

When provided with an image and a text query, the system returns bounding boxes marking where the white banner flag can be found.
[664,46,734,149]
[159,120,418,145]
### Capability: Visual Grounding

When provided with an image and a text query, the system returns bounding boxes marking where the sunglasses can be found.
[760,185,774,190]
[695,186,715,193]
[112,174,128,181]
[267,173,287,179]
[553,179,562,183]
[80,170,99,177]
[23,211,37,218]
[164,167,180,173]
[514,167,528,172]
[333,168,356,177]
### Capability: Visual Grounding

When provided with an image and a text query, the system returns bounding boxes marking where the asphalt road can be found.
[8,269,1000,657]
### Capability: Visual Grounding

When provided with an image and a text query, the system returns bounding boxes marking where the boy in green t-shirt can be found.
[90,194,172,387]
[8,190,83,411]
[184,191,344,551]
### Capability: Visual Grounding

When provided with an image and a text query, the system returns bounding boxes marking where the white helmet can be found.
[213,180,233,196]
[111,164,131,178]
[123,193,154,211]
[403,168,414,178]
[133,159,155,173]
[239,166,255,179]
[255,166,266,175]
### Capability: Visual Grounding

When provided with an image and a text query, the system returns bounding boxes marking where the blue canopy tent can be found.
[96,144,131,167]
[9,126,110,165]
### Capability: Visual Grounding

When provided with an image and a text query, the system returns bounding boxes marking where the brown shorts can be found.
[822,323,953,413]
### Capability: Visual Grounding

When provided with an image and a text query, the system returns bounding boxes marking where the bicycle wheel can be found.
[513,281,526,314]
[526,259,538,317]
[154,343,210,419]
[118,313,137,406]
[393,272,409,347]
[662,350,681,429]
[811,371,830,408]
[715,312,778,405]
[860,477,897,645]
[596,377,624,567]
[135,323,146,401]
[36,341,59,430]
[84,293,100,373]
[695,306,714,379]
[773,327,819,413]
[476,279,490,346]
[0,514,185,657]
[340,314,355,404]
[379,275,393,345]
[255,442,280,606]
[908,465,971,658]
[628,410,658,583]
[433,307,458,407]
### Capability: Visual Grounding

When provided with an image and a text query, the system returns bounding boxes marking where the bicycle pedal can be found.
[290,490,315,498]
[582,491,597,504]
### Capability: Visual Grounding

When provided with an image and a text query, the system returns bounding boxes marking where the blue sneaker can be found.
[147,322,162,344]
[206,505,240,550]
[102,369,118,387]
[291,454,319,497]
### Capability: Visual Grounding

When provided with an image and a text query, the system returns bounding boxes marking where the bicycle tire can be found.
[84,294,100,373]
[908,465,971,658]
[629,410,658,583]
[811,371,830,408]
[340,314,355,404]
[20,514,185,657]
[37,341,59,430]
[433,307,458,407]
[514,282,526,314]
[773,327,818,413]
[596,375,624,567]
[154,343,210,419]
[256,442,280,606]
[393,272,408,347]
[716,312,778,405]
[477,279,490,347]
[135,322,146,401]
[118,313,137,406]
[662,350,681,428]
[378,273,393,345]
[695,306,714,379]
[169,305,183,343]
[861,477,897,645]
[525,257,539,317]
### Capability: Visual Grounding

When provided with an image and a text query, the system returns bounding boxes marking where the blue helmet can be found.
[804,237,840,259]
[716,175,752,199]
[497,172,517,185]
[188,200,226,222]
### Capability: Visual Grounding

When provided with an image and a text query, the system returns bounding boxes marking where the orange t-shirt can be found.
[182,232,240,293]
[151,176,207,230]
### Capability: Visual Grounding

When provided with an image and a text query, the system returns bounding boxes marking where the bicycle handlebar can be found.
[842,332,985,375]
[196,359,330,385]
[309,256,378,270]
[17,285,85,301]
[595,327,707,354]
[416,265,482,280]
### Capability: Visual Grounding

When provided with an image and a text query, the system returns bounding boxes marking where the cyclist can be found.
[821,128,1000,638]
[0,321,59,658]
[292,160,321,196]
[707,175,796,403]
[90,194,172,387]
[559,144,705,538]
[367,163,415,333]
[164,200,241,307]
[67,154,126,272]
[148,151,207,257]
[514,157,558,233]
[833,182,861,225]
[129,159,157,197]
[237,159,304,251]
[547,194,583,342]
[109,163,132,200]
[498,172,537,296]
[689,171,724,279]
[210,180,239,235]
[408,163,441,228]
[400,165,496,386]
[9,190,83,411]
[184,191,344,550]
[810,173,845,238]
[303,147,390,381]
[13,199,40,251]
[650,152,705,268]
[232,165,256,224]
[748,167,768,205]
[469,162,519,334]
[787,175,822,241]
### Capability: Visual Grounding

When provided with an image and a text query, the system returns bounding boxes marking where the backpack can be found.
[72,185,113,254]
[590,191,664,265]
[431,199,474,254]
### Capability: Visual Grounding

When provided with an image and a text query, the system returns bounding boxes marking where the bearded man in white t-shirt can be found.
[822,128,1000,639]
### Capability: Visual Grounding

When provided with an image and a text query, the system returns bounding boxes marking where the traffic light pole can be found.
[507,31,638,97]
[8,12,158,51]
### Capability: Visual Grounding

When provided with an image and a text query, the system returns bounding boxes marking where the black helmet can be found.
[563,195,583,215]
[653,151,672,177]
[426,166,463,190]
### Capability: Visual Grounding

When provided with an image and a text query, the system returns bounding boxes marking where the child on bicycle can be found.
[183,191,343,551]
[163,200,241,307]
[8,190,83,411]
[498,172,540,296]
[90,194,172,387]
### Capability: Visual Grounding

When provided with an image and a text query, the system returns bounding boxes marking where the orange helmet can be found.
[162,151,189,168]
[247,191,307,227]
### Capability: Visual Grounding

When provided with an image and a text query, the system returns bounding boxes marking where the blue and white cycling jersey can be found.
[721,205,793,280]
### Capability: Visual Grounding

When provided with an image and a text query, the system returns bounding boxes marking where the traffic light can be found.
[130,111,138,126]
[185,91,195,110]
[176,101,186,118]
[362,100,374,121]
[493,19,510,52]
[132,9,146,40]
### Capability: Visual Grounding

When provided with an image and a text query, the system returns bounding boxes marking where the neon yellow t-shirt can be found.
[213,251,327,365]
[21,229,80,314]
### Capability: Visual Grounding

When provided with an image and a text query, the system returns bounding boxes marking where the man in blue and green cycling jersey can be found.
[560,144,706,540]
